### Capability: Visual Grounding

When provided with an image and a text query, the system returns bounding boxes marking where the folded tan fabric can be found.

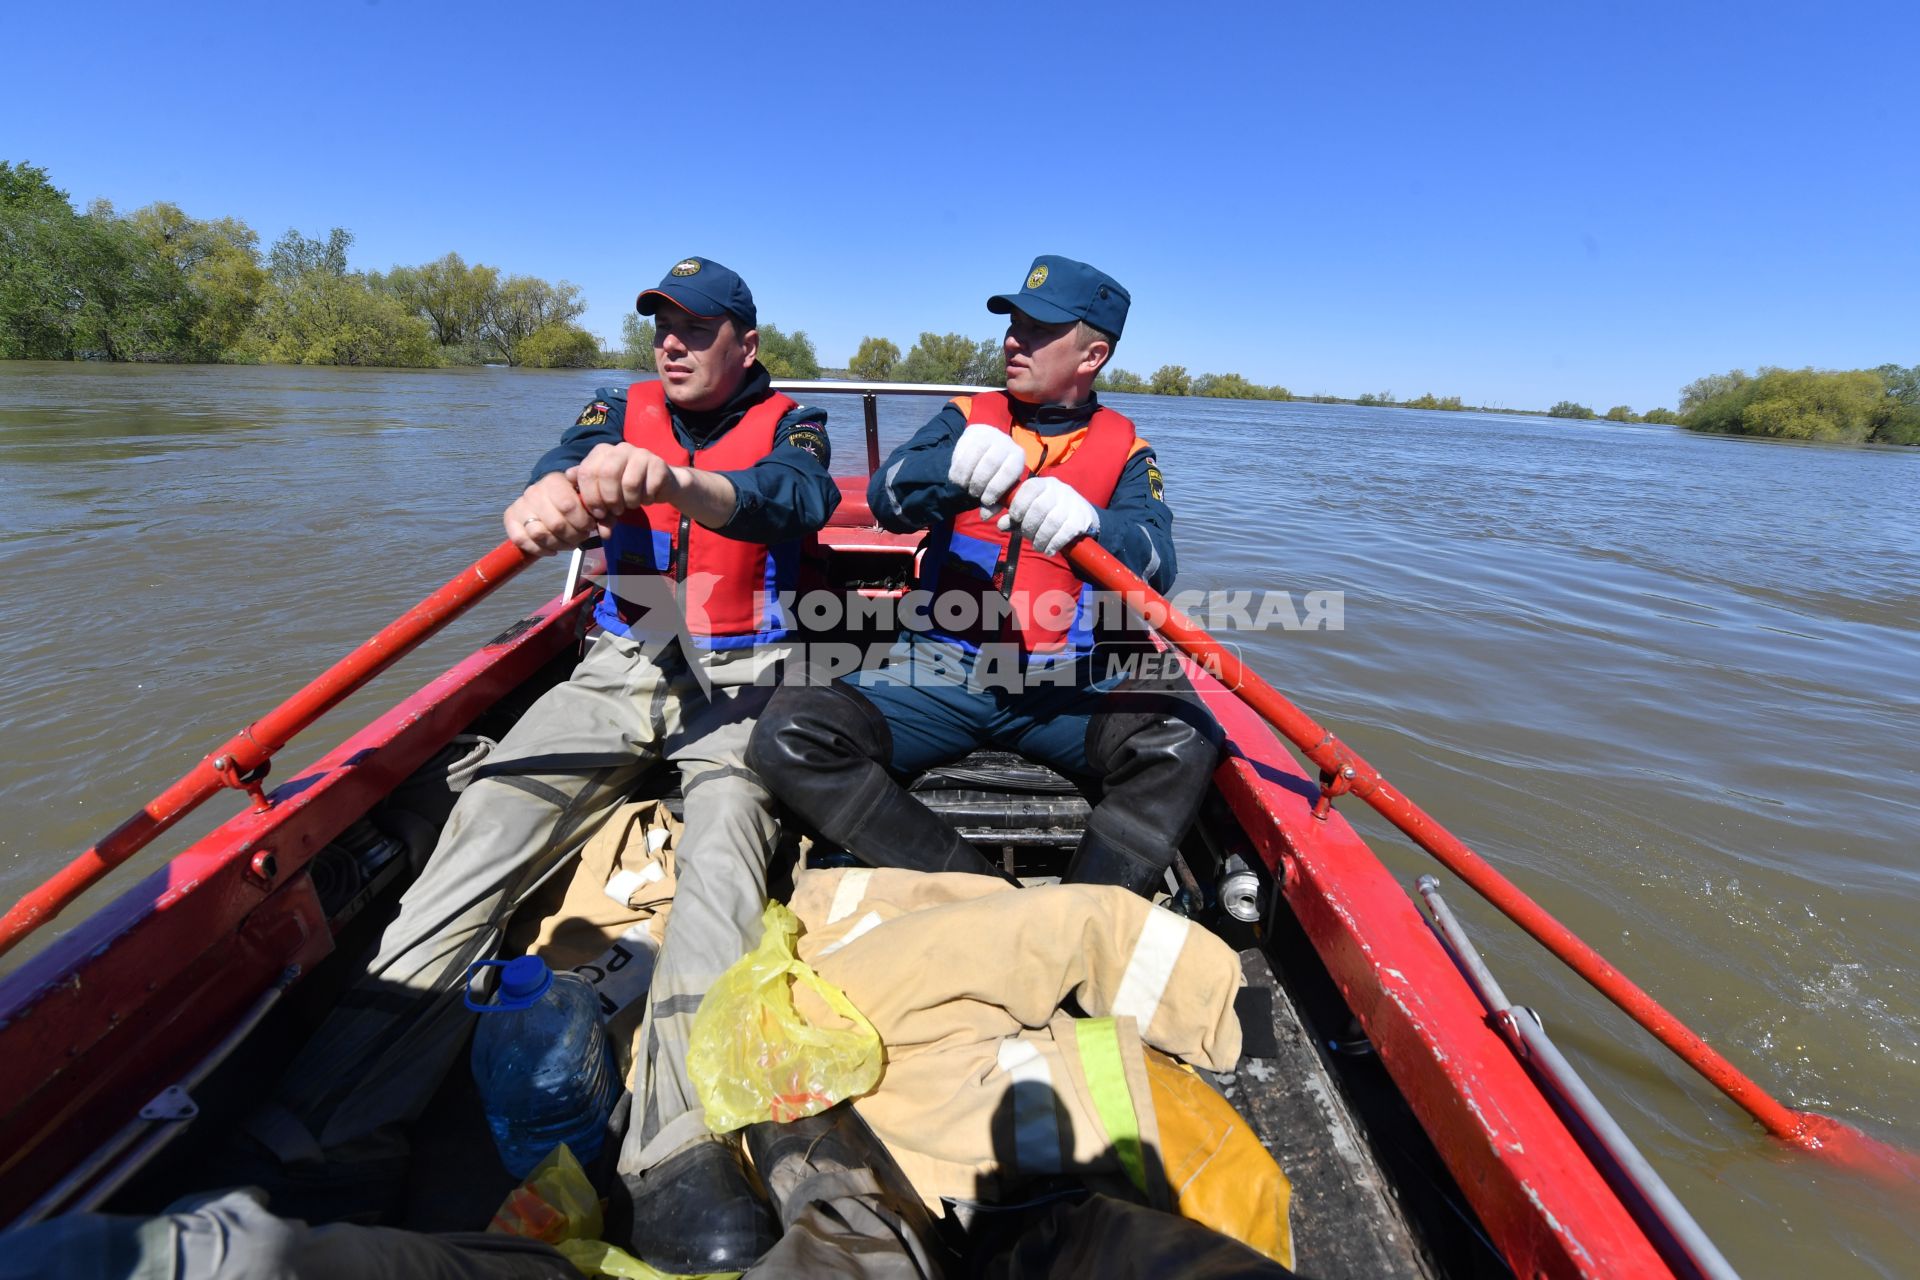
[783,868,1246,1209]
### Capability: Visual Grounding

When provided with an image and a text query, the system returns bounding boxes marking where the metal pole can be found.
[863,394,881,474]
[1418,881,1742,1280]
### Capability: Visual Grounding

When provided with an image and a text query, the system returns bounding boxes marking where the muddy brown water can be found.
[1,363,1915,1276]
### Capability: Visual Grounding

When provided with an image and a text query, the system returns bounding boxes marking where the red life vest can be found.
[916,391,1138,658]
[593,380,799,649]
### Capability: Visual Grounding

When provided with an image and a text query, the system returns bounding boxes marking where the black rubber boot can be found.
[745,1103,950,1275]
[749,684,1015,882]
[1072,676,1223,896]
[620,1137,780,1274]
[1065,828,1172,896]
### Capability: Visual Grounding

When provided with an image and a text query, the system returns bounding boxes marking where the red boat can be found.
[0,383,1737,1276]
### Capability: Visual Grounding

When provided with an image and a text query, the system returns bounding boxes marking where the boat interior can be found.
[0,386,1582,1277]
[50,507,1511,1280]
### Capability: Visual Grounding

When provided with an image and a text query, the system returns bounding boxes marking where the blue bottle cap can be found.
[497,956,553,1007]
[464,956,554,1011]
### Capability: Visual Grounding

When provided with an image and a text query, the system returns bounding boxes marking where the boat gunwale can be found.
[1194,667,1674,1278]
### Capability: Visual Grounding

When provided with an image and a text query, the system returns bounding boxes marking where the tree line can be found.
[839,334,1300,402]
[1673,365,1919,445]
[0,161,601,368]
[1534,364,1918,444]
[11,162,1912,444]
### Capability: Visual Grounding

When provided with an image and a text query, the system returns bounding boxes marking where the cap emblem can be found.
[671,259,702,277]
[1025,264,1049,290]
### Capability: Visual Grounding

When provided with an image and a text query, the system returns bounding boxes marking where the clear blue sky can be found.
[8,0,1915,411]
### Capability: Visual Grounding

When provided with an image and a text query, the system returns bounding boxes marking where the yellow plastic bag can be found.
[486,1143,736,1279]
[556,1239,740,1279]
[688,901,882,1132]
[486,1143,603,1244]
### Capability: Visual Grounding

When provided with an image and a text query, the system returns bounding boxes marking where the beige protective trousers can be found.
[269,629,783,1177]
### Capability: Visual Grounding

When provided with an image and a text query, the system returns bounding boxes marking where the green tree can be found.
[1873,363,1920,406]
[1873,403,1920,445]
[848,336,899,381]
[757,324,821,379]
[898,332,980,384]
[1604,405,1635,422]
[1194,372,1245,398]
[1684,367,1888,442]
[1191,371,1288,400]
[1403,392,1463,410]
[619,314,657,372]
[268,227,352,284]
[1873,364,1920,443]
[518,324,602,368]
[1,165,85,358]
[1679,365,1919,445]
[1548,400,1596,419]
[1149,364,1191,396]
[127,202,266,358]
[246,226,436,367]
[57,200,204,362]
[1679,370,1749,415]
[1096,367,1148,393]
[1641,407,1680,424]
[379,252,497,355]
[480,274,586,366]
[0,161,69,210]
[250,272,438,366]
[1355,390,1396,406]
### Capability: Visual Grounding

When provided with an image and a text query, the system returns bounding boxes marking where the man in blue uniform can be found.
[262,258,832,1273]
[750,256,1219,895]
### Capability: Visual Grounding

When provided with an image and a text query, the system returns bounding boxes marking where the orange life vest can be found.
[915,391,1138,659]
[594,380,798,649]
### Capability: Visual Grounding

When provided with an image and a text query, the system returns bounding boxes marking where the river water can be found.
[1,363,1914,1275]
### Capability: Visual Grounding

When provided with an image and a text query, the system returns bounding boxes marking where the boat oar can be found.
[1065,537,1919,1183]
[0,539,537,961]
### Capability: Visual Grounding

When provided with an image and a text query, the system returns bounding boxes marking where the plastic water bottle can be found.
[466,955,619,1177]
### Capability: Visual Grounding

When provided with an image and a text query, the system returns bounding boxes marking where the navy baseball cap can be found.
[636,256,757,330]
[987,255,1129,339]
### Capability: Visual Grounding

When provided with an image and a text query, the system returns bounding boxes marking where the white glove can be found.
[948,423,1027,508]
[998,475,1100,555]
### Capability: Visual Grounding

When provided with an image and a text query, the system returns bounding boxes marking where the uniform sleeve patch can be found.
[575,401,611,427]
[784,426,828,462]
[1146,458,1165,501]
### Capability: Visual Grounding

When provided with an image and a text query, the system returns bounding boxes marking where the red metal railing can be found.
[0,540,535,959]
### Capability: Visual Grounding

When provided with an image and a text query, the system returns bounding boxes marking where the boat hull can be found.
[0,544,1673,1276]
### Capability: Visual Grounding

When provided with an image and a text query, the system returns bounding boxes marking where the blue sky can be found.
[7,1,1915,410]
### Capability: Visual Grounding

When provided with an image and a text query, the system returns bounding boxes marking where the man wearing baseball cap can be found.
[254,256,836,1273]
[751,255,1219,897]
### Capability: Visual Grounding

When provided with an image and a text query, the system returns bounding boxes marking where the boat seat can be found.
[909,749,1082,796]
[904,749,1091,864]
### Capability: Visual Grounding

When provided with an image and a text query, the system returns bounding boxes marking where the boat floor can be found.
[382,946,1436,1277]
[100,731,1473,1277]
[385,878,1441,1277]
